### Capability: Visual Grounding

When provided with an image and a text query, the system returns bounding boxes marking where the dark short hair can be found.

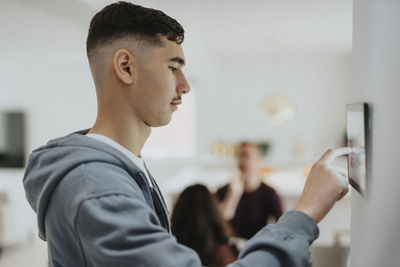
[86,1,184,56]
[236,141,268,156]
[238,141,260,152]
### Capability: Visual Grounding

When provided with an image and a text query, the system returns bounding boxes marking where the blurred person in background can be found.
[171,184,238,267]
[217,142,283,239]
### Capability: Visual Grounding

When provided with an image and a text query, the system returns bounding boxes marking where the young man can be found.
[217,142,283,239]
[23,2,351,266]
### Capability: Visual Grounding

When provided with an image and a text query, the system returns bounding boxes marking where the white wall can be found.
[351,0,400,266]
[188,0,353,160]
[0,0,97,147]
[0,0,96,245]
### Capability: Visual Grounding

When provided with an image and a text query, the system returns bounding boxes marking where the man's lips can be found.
[170,98,182,106]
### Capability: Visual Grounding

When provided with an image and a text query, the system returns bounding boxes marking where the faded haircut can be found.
[86,1,184,60]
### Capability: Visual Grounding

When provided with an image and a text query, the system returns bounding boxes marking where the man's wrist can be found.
[277,210,320,244]
[292,203,319,224]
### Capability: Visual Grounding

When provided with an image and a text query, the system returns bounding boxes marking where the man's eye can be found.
[169,66,177,73]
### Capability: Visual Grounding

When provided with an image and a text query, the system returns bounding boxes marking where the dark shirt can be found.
[216,183,283,239]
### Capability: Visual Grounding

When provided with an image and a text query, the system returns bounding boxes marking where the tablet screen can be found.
[346,103,368,197]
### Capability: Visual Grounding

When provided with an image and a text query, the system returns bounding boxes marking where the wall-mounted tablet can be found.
[346,103,369,197]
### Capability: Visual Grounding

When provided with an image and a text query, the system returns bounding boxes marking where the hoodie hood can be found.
[23,129,144,240]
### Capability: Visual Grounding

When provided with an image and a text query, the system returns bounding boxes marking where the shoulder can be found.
[49,162,149,225]
[63,162,145,199]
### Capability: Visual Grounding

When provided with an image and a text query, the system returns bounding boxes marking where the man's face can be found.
[132,37,190,127]
[237,144,261,174]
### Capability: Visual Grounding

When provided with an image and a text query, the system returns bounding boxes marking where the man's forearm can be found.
[219,189,242,221]
[228,211,319,267]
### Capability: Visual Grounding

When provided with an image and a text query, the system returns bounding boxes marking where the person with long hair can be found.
[171,184,238,267]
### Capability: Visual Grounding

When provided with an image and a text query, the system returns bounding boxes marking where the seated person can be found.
[216,141,283,239]
[171,184,238,267]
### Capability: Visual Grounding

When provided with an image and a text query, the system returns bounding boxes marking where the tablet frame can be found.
[346,103,369,197]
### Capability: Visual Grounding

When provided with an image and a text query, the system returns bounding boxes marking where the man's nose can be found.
[177,72,191,95]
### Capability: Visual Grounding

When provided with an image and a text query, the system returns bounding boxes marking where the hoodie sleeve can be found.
[75,191,318,267]
[230,211,319,267]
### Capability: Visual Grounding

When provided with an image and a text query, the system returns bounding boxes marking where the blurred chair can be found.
[311,245,350,267]
[311,230,350,267]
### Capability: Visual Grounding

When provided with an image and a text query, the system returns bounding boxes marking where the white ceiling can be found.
[76,0,352,54]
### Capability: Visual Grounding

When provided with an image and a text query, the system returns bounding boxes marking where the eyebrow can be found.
[169,57,186,66]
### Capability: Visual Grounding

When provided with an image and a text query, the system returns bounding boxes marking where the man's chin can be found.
[147,117,172,128]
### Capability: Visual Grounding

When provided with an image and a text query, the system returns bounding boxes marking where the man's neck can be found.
[243,172,262,193]
[89,111,150,157]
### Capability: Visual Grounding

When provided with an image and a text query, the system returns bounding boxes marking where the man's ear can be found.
[112,49,134,85]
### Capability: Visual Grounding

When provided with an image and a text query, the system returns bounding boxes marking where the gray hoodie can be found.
[23,130,319,267]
